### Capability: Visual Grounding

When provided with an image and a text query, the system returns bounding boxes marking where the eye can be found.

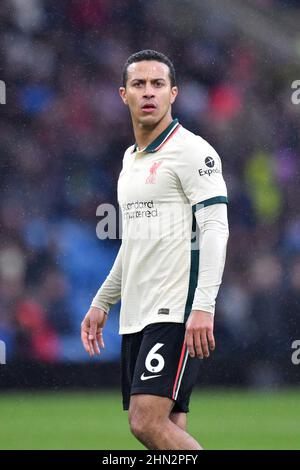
[155,81,164,87]
[133,82,142,87]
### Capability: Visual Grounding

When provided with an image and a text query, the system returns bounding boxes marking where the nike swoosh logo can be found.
[140,373,162,381]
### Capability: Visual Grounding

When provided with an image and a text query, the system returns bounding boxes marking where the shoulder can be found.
[175,125,221,164]
[122,144,135,165]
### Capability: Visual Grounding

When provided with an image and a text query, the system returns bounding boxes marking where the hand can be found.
[81,306,107,357]
[184,310,215,359]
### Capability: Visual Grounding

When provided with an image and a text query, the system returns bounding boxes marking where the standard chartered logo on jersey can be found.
[122,200,158,220]
[0,340,6,365]
[95,202,202,248]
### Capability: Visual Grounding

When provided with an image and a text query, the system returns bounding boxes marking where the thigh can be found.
[130,322,200,413]
[170,411,187,431]
[129,394,174,424]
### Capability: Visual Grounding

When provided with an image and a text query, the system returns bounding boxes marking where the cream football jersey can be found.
[92,118,228,334]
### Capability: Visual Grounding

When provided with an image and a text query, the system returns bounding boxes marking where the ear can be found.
[119,87,128,105]
[170,86,178,105]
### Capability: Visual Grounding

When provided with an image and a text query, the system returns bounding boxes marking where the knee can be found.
[129,408,156,441]
[129,414,145,439]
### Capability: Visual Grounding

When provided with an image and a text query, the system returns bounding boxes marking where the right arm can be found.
[81,245,122,357]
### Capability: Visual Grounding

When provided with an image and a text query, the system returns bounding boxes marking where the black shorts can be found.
[121,322,201,413]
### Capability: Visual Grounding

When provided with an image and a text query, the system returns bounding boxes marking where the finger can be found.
[88,318,98,355]
[81,325,91,355]
[207,329,215,351]
[88,325,100,355]
[194,331,204,359]
[88,338,95,356]
[200,331,209,358]
[92,339,100,355]
[91,331,100,355]
[185,329,195,357]
[89,319,97,341]
[97,329,105,349]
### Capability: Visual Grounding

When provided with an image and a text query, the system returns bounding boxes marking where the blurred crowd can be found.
[0,0,300,374]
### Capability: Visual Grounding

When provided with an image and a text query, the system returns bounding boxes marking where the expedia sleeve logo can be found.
[199,156,221,176]
[205,156,215,168]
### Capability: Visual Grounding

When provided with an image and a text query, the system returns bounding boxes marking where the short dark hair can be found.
[122,49,176,87]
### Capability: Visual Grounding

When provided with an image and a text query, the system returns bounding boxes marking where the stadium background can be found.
[0,0,300,449]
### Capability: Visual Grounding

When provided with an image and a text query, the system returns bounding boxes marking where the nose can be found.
[143,83,155,98]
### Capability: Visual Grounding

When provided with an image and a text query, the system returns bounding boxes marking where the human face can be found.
[119,60,178,127]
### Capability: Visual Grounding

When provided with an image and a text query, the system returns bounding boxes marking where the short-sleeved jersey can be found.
[117,118,228,334]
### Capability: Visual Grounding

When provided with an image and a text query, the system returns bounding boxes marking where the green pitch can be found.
[0,389,299,450]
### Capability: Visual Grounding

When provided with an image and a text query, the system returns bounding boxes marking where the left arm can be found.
[184,203,229,358]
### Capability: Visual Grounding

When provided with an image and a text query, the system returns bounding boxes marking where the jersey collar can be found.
[132,118,180,154]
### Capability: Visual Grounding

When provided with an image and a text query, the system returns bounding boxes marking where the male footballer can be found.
[81,50,229,450]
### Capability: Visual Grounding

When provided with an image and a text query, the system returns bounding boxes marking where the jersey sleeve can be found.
[192,203,229,314]
[176,137,228,210]
[90,244,122,314]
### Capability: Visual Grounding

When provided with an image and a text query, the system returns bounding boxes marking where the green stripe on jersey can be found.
[185,195,228,320]
[192,195,228,213]
[145,118,179,153]
[184,210,199,321]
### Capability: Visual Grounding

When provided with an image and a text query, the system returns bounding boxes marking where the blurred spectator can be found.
[249,254,286,360]
[280,258,300,347]
[14,298,60,362]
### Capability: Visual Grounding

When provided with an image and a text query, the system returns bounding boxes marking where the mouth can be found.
[141,103,157,113]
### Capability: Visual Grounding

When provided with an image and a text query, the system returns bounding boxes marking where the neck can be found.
[132,114,173,150]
